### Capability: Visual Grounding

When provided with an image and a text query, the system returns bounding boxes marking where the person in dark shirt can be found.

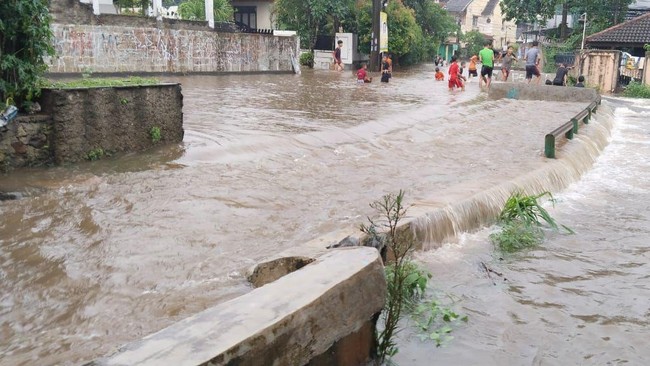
[552,63,569,86]
[381,55,391,83]
[333,40,343,71]
[575,75,585,87]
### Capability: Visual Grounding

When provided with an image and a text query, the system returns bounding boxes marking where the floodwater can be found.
[0,65,609,365]
[395,97,650,365]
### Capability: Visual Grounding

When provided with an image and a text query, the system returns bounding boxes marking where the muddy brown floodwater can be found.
[395,97,650,365]
[0,65,610,365]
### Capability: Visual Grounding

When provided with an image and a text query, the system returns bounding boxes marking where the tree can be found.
[501,0,634,41]
[356,0,424,65]
[500,0,558,25]
[113,0,152,16]
[274,0,355,50]
[0,0,54,108]
[461,30,485,58]
[178,0,234,22]
[402,0,458,59]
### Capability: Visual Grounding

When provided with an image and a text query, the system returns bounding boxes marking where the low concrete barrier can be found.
[88,247,386,366]
[488,82,599,103]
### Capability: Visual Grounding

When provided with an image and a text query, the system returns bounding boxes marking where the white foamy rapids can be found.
[409,102,615,250]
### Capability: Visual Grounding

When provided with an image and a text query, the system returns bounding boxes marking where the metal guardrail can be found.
[544,99,600,158]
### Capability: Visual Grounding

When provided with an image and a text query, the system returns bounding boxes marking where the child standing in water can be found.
[435,67,444,81]
[448,56,465,91]
[381,55,391,83]
[501,46,517,81]
[468,54,478,82]
[356,63,372,83]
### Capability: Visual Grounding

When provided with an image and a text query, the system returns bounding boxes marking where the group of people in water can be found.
[349,39,587,91]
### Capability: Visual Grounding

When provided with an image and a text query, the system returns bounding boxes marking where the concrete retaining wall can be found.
[488,82,600,103]
[0,84,183,170]
[88,248,386,366]
[47,0,298,74]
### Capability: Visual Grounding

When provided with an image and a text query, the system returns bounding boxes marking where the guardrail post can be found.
[565,128,574,140]
[572,118,579,135]
[585,109,591,123]
[545,134,556,158]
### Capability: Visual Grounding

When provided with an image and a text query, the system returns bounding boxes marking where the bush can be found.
[299,52,314,68]
[490,221,543,253]
[0,0,54,108]
[491,191,573,253]
[623,82,650,99]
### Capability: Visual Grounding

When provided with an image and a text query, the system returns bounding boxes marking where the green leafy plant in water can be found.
[85,147,105,161]
[150,126,162,143]
[412,299,468,347]
[490,220,543,253]
[491,191,573,253]
[120,98,129,105]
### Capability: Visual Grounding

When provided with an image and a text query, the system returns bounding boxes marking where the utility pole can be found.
[369,0,381,71]
[580,12,587,51]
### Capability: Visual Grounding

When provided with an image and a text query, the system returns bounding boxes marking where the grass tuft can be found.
[48,76,160,89]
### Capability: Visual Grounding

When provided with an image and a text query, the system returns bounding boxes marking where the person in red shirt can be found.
[356,63,372,83]
[448,55,465,91]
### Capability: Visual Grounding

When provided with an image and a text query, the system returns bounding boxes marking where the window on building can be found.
[472,16,479,29]
[234,6,257,29]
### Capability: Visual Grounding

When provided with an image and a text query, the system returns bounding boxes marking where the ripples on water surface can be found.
[396,98,650,365]
[0,66,611,365]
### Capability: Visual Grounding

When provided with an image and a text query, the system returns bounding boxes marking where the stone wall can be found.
[89,248,386,366]
[40,84,183,164]
[48,0,298,74]
[0,115,53,172]
[0,84,183,170]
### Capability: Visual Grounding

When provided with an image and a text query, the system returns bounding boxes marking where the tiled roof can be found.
[586,12,650,45]
[482,0,499,16]
[444,0,473,13]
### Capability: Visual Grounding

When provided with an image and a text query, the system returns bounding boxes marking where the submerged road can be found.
[1,66,603,365]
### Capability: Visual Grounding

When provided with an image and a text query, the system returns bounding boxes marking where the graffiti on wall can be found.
[47,24,296,74]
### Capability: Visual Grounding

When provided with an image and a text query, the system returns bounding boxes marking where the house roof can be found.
[444,0,473,13]
[482,0,499,16]
[586,12,650,45]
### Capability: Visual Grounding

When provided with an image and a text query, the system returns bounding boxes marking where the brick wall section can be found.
[48,0,298,74]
